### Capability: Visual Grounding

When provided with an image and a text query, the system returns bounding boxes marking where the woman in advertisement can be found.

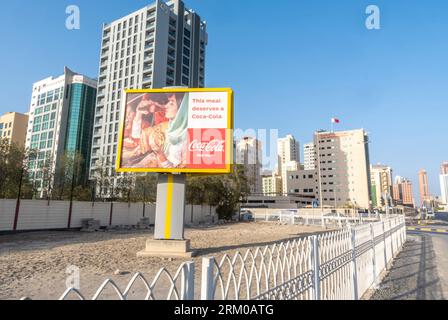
[147,93,189,168]
[123,92,188,169]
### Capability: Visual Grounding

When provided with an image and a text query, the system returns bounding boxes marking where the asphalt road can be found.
[371,229,448,300]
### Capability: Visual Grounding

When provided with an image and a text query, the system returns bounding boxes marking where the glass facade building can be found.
[65,83,97,184]
[25,67,97,196]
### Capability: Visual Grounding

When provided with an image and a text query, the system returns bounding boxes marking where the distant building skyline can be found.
[236,136,263,195]
[314,129,371,209]
[393,176,414,207]
[277,134,300,196]
[370,164,393,209]
[418,169,431,207]
[0,1,447,202]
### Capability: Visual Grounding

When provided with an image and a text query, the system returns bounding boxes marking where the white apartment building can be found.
[25,67,97,196]
[440,174,448,205]
[262,173,282,197]
[370,164,393,209]
[277,135,300,195]
[314,129,372,209]
[303,142,316,170]
[235,137,263,195]
[89,0,208,193]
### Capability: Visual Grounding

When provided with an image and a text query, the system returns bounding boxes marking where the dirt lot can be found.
[0,222,326,300]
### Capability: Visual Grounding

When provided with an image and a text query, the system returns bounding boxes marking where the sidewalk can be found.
[370,234,447,300]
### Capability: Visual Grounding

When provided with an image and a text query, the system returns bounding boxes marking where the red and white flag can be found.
[331,118,340,124]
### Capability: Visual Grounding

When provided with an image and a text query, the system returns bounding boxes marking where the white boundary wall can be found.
[0,200,216,232]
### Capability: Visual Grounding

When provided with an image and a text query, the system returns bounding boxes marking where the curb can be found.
[407,227,448,234]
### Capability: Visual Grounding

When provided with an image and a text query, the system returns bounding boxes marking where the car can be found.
[426,211,435,219]
[239,210,254,222]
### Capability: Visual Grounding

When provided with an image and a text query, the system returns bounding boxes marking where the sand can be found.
[0,222,326,300]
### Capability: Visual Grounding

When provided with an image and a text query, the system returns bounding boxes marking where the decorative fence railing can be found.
[21,216,406,300]
[253,210,381,229]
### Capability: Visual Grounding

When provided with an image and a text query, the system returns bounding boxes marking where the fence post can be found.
[201,257,215,300]
[181,262,195,300]
[370,223,378,288]
[310,235,320,300]
[389,220,394,257]
[350,227,359,300]
[382,221,388,270]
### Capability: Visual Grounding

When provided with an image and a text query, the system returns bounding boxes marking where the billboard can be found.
[116,88,233,174]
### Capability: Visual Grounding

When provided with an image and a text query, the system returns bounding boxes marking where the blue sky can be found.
[1,0,447,200]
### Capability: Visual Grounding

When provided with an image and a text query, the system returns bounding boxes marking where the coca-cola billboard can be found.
[116,88,233,173]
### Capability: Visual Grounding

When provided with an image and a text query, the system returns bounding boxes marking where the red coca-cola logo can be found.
[187,128,227,169]
[188,139,225,153]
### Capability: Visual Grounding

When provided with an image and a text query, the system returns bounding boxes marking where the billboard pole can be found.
[138,172,194,258]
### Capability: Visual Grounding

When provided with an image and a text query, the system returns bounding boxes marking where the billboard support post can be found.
[137,173,195,258]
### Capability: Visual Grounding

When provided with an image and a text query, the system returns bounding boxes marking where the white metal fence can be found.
[21,216,406,300]
[254,209,380,229]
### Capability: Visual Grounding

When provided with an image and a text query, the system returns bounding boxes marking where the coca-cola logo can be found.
[189,139,225,153]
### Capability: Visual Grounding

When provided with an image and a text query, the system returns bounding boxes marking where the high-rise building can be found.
[418,169,431,207]
[370,164,393,208]
[392,176,414,207]
[89,0,208,192]
[235,137,262,195]
[314,129,371,209]
[0,112,29,147]
[25,67,97,195]
[440,174,448,205]
[441,162,448,175]
[277,135,300,195]
[303,142,316,171]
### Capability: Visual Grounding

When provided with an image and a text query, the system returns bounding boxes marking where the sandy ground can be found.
[0,222,327,300]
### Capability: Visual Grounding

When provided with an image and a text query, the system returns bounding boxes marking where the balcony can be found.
[142,76,152,85]
[144,43,154,51]
[143,63,153,71]
[146,31,155,40]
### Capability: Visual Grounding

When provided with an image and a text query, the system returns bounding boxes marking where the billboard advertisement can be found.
[116,88,233,174]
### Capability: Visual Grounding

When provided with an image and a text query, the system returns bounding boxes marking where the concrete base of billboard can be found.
[137,239,195,259]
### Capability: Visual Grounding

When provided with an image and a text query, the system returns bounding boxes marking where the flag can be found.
[331,118,340,124]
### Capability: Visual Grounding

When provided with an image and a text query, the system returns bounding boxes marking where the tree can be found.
[116,173,136,203]
[132,175,157,203]
[53,151,85,200]
[0,139,34,199]
[184,165,251,221]
[91,156,111,201]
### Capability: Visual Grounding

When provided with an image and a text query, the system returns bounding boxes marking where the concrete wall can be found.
[0,200,216,232]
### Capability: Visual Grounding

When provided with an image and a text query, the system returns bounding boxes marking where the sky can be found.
[0,0,447,201]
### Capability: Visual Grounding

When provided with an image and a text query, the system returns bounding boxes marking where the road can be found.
[371,222,448,300]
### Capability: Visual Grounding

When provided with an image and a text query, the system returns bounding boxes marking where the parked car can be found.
[426,210,435,219]
[239,210,254,222]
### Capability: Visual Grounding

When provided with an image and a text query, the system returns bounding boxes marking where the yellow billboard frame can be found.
[116,88,234,174]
